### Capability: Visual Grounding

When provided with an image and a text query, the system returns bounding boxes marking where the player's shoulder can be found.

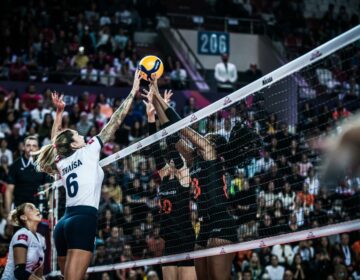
[86,136,103,148]
[12,227,30,242]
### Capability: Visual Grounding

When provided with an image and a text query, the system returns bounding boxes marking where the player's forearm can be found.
[51,110,63,140]
[180,127,216,160]
[5,185,14,214]
[98,90,136,143]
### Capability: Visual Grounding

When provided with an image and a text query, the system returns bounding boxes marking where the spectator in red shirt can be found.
[20,85,42,111]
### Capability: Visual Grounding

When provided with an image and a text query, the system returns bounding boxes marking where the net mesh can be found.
[52,30,360,276]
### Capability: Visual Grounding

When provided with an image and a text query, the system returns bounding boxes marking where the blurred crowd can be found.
[0,0,189,89]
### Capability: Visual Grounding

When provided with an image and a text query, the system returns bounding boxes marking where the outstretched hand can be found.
[132,69,142,93]
[142,89,156,120]
[51,91,65,112]
[163,89,173,105]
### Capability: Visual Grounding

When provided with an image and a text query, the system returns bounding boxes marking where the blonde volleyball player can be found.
[33,70,141,280]
[2,203,45,280]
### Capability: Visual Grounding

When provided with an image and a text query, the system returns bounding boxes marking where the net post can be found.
[50,176,59,274]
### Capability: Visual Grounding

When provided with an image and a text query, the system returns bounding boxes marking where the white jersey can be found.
[2,228,46,279]
[56,136,104,209]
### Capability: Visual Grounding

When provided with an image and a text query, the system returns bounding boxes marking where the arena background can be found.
[0,0,360,279]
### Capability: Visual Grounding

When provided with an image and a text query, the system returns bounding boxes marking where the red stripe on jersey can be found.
[17,234,28,241]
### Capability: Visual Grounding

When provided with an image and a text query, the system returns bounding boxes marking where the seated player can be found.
[2,203,46,280]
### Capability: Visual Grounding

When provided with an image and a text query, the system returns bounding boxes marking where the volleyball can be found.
[138,55,164,80]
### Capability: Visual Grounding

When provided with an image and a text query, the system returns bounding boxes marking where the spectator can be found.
[271,244,294,267]
[76,112,92,136]
[99,64,117,86]
[80,62,98,84]
[105,226,124,262]
[304,168,320,196]
[245,63,263,82]
[71,46,90,69]
[170,61,187,89]
[335,233,356,268]
[5,136,51,214]
[0,139,13,165]
[214,53,238,92]
[30,99,51,126]
[146,225,165,258]
[291,253,307,280]
[20,84,42,111]
[265,255,285,280]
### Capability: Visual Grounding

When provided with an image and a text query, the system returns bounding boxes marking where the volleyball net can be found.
[48,26,360,275]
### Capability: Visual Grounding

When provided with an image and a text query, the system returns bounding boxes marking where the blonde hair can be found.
[33,129,76,175]
[9,203,28,227]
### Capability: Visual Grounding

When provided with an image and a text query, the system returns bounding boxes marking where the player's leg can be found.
[207,238,235,280]
[53,217,67,276]
[162,265,179,280]
[178,265,197,280]
[194,255,208,280]
[206,252,234,280]
[63,208,98,280]
[57,256,66,275]
[64,249,93,280]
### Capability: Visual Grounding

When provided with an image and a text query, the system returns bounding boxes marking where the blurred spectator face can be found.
[123,245,132,257]
[303,183,309,193]
[105,209,112,220]
[243,271,252,280]
[124,205,131,216]
[250,252,259,266]
[133,227,142,238]
[111,226,119,238]
[97,245,106,257]
[101,272,110,280]
[290,214,297,225]
[154,226,160,238]
[264,214,272,226]
[128,270,137,280]
[268,181,275,192]
[189,97,196,107]
[274,199,282,209]
[28,85,36,94]
[175,61,181,69]
[0,139,7,149]
[133,178,140,189]
[284,270,294,280]
[147,270,159,280]
[1,155,8,166]
[294,254,302,264]
[271,255,279,267]
[341,233,349,245]
[80,112,88,122]
[24,138,39,157]
[302,154,308,163]
[146,212,153,224]
[221,54,229,63]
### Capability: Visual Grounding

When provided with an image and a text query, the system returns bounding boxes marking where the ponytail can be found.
[33,143,58,175]
[9,203,27,227]
[33,129,76,176]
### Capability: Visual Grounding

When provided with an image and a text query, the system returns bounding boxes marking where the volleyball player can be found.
[143,88,196,280]
[33,71,141,280]
[146,78,237,280]
[2,203,45,280]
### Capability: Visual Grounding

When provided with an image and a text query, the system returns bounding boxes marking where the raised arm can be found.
[149,78,216,161]
[98,70,141,143]
[51,92,65,140]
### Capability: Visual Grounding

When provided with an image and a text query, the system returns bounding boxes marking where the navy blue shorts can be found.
[54,206,98,256]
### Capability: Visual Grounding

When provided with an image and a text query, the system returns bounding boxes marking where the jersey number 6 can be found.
[66,173,79,197]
